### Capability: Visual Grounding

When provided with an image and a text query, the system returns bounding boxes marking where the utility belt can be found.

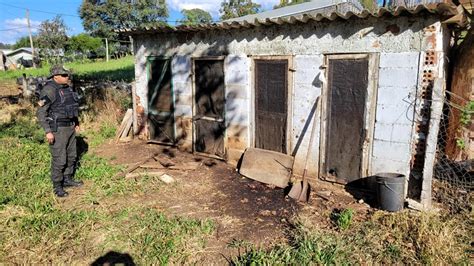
[57,120,75,127]
[47,117,75,132]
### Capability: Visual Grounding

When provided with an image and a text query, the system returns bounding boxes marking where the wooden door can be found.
[193,59,226,158]
[255,59,288,153]
[148,58,175,143]
[325,58,369,183]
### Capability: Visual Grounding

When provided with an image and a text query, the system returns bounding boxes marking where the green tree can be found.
[180,8,213,25]
[220,0,261,20]
[36,15,68,63]
[79,0,168,39]
[274,0,310,9]
[67,33,102,54]
[13,36,33,49]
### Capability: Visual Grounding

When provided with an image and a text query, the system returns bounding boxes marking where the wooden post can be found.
[26,9,36,68]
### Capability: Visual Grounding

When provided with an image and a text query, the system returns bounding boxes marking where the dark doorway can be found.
[324,58,369,183]
[147,58,175,143]
[193,59,226,158]
[254,59,288,153]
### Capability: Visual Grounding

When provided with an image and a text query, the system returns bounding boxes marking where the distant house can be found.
[5,48,33,68]
[122,2,465,207]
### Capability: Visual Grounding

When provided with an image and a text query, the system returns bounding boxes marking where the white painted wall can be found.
[371,52,420,178]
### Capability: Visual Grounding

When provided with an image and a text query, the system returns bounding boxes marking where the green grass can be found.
[0,56,134,82]
[232,210,472,265]
[331,208,353,231]
[0,107,215,264]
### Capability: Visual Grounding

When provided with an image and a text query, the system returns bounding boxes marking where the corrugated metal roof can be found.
[119,3,458,35]
[224,0,363,22]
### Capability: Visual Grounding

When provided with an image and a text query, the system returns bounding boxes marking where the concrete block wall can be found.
[171,56,193,149]
[292,55,324,177]
[224,55,251,164]
[371,52,420,178]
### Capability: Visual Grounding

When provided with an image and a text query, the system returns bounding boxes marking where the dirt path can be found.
[89,140,372,262]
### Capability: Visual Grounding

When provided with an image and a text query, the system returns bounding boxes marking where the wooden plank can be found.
[239,147,293,188]
[125,171,164,179]
[120,112,133,139]
[115,109,133,142]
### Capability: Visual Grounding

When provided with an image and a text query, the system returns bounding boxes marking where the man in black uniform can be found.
[37,65,83,197]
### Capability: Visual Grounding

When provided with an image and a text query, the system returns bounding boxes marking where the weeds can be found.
[232,210,472,265]
[331,208,353,231]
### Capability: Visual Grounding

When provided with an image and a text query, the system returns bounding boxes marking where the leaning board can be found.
[239,147,293,188]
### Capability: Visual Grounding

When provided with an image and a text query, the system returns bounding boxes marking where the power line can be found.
[0,2,81,17]
[0,26,30,31]
[0,2,220,24]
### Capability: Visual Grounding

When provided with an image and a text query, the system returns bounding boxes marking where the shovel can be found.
[288,97,319,202]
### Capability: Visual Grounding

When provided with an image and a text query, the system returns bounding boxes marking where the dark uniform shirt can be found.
[37,81,78,133]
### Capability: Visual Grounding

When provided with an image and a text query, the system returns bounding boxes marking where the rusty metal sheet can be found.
[255,59,288,153]
[239,147,293,188]
[325,58,368,182]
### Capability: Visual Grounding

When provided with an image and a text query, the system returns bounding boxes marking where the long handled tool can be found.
[288,97,319,202]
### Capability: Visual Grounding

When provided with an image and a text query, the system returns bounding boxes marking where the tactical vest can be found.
[47,81,80,120]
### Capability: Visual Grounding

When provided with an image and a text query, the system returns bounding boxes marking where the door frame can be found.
[319,53,379,182]
[250,55,294,154]
[191,56,227,160]
[146,55,176,144]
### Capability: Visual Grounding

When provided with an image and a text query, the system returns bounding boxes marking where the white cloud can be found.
[0,18,41,44]
[168,0,280,17]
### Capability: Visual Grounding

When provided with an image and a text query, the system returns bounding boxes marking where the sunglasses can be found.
[59,74,69,78]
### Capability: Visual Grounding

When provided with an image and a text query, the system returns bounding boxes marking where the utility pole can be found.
[26,9,36,68]
[105,38,109,62]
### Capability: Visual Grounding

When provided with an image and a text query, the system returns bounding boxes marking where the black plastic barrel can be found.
[376,173,405,212]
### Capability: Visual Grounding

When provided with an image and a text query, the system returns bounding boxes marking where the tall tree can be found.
[180,8,213,25]
[36,16,68,63]
[79,0,168,39]
[220,0,261,20]
[274,0,310,9]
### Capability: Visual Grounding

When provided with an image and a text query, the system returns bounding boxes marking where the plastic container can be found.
[376,173,405,212]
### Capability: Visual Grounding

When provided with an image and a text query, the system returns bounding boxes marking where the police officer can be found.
[37,65,83,197]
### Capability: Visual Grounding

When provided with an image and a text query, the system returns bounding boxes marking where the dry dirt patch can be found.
[89,140,370,261]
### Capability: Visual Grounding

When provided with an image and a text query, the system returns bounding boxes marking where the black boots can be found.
[53,182,68,197]
[63,175,84,187]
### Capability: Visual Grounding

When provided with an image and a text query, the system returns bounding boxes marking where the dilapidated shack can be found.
[122,3,463,207]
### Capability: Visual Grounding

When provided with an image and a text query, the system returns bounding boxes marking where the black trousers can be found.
[49,125,76,182]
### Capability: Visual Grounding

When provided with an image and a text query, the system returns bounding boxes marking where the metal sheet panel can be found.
[255,59,288,153]
[148,59,175,143]
[194,59,226,157]
[325,58,368,182]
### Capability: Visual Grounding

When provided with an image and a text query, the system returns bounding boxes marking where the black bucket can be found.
[376,173,405,212]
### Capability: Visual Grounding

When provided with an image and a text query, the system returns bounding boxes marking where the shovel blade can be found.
[288,181,303,199]
[297,182,310,202]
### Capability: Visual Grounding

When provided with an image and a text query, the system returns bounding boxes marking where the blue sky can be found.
[0,0,280,44]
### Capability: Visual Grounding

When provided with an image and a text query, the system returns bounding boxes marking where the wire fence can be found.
[433,91,473,191]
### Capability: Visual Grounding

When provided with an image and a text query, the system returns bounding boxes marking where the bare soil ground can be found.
[82,139,372,262]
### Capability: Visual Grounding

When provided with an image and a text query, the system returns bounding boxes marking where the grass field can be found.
[0,56,134,82]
